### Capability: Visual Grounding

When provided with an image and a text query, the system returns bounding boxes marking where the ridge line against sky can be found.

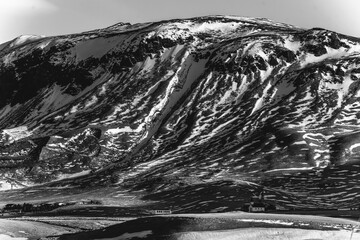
[0,0,359,44]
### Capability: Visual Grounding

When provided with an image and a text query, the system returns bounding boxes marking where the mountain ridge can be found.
[1,15,360,209]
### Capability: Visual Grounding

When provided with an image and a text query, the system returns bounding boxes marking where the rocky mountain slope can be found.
[1,16,360,209]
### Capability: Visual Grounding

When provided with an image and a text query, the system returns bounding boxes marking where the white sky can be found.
[0,0,360,44]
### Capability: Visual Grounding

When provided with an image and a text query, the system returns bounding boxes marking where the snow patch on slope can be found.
[2,126,31,141]
[106,124,146,134]
[58,170,91,180]
[283,37,302,52]
[9,35,44,48]
[301,43,360,68]
[250,81,272,115]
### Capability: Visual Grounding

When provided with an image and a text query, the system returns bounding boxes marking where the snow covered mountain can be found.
[1,16,360,209]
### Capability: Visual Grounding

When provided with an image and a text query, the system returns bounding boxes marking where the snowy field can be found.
[175,228,358,240]
[0,212,353,240]
[0,218,76,239]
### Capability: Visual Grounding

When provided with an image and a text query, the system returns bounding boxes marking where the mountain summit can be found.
[1,16,360,209]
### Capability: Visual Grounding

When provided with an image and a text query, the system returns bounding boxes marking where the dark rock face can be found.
[1,16,360,208]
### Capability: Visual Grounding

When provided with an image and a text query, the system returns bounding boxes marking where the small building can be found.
[151,209,172,215]
[249,203,265,213]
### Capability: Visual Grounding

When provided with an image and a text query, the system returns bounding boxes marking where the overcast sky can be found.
[0,0,359,44]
